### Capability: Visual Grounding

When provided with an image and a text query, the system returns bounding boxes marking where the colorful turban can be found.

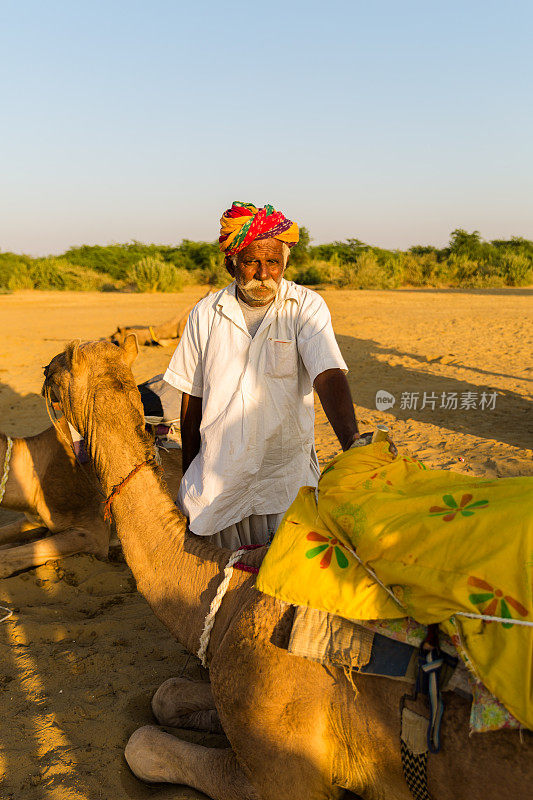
[219,201,299,258]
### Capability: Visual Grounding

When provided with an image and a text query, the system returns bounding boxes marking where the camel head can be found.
[42,335,143,441]
[109,326,128,345]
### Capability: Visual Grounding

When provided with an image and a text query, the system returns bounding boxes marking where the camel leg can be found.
[0,518,47,545]
[125,725,259,799]
[152,677,223,733]
[0,528,105,578]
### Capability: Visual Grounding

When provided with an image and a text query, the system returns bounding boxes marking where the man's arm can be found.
[180,393,203,475]
[313,368,359,451]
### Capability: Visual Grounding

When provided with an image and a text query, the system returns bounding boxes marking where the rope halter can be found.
[0,436,13,505]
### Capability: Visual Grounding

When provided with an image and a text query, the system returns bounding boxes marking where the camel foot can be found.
[152,676,222,732]
[125,725,258,799]
[125,725,177,784]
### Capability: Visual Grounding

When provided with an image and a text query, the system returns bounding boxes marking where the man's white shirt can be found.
[163,279,348,536]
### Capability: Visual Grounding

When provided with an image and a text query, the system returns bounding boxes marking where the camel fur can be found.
[0,419,182,578]
[43,336,533,800]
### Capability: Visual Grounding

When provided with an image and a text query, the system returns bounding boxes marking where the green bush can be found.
[401,252,444,286]
[289,263,326,285]
[64,243,163,280]
[447,255,503,288]
[29,258,106,290]
[127,256,188,292]
[8,264,34,290]
[172,240,221,271]
[202,254,230,287]
[499,252,533,286]
[286,258,343,286]
[0,253,34,291]
[341,252,393,289]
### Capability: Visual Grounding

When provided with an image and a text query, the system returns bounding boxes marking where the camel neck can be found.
[89,426,229,656]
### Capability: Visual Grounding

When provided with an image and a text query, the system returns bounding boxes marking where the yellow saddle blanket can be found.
[256,442,533,728]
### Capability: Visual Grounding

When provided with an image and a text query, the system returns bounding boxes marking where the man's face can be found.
[227,238,287,306]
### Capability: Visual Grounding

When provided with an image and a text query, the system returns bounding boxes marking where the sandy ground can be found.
[0,286,531,799]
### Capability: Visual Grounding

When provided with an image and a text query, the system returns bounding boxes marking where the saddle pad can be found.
[289,606,450,687]
[138,373,181,424]
[288,605,373,668]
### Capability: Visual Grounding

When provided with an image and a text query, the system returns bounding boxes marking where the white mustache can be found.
[240,278,278,294]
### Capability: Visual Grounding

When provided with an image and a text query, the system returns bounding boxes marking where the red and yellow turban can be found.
[219,202,299,258]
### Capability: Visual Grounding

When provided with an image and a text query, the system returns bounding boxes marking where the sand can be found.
[0,286,531,799]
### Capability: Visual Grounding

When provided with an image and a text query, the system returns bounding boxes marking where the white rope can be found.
[197,547,247,668]
[344,543,533,629]
[0,436,13,504]
[0,438,15,624]
[455,611,533,628]
[343,544,407,611]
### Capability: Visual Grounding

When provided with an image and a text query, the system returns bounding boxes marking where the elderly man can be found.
[163,201,360,548]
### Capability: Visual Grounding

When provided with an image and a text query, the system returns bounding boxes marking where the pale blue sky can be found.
[1,0,532,255]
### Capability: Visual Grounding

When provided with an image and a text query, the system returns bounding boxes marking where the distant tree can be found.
[409,244,448,262]
[490,236,533,257]
[409,245,438,255]
[311,238,368,264]
[448,229,483,257]
[168,240,220,271]
[64,242,161,280]
[289,225,311,265]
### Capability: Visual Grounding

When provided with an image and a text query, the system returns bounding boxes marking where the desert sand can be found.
[0,286,531,799]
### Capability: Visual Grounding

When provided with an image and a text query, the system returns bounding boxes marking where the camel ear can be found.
[121,333,139,367]
[66,339,82,367]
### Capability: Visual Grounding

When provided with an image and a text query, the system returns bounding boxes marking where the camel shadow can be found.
[337,335,533,450]
[0,381,50,437]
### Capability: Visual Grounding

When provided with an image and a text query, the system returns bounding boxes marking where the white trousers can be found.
[210,512,285,550]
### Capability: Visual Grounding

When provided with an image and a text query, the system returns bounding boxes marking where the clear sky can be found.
[1,0,532,255]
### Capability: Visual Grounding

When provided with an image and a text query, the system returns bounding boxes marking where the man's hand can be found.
[349,430,398,457]
[180,393,202,475]
[313,368,359,451]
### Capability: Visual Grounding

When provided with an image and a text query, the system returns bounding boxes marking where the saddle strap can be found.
[400,739,432,800]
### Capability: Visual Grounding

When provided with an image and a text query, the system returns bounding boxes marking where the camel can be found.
[42,336,533,800]
[110,292,213,347]
[0,418,182,579]
[109,314,189,347]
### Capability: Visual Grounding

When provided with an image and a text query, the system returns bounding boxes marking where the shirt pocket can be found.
[265,338,298,378]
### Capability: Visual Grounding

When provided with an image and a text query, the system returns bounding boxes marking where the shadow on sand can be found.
[337,335,532,450]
